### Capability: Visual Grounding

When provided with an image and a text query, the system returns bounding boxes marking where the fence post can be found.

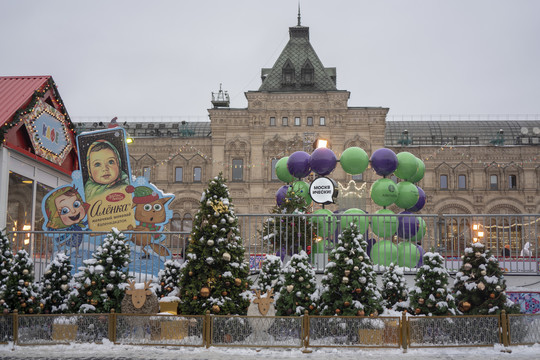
[109,309,116,343]
[205,310,211,348]
[401,311,408,352]
[500,310,509,347]
[301,310,312,353]
[13,310,18,345]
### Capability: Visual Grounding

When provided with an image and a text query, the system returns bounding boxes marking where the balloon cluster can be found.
[273,147,428,268]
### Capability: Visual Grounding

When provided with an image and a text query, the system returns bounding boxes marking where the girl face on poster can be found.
[45,186,89,229]
[88,143,121,185]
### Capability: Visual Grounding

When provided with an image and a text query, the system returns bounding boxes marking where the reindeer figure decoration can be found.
[121,280,159,313]
[247,288,276,338]
[252,289,275,316]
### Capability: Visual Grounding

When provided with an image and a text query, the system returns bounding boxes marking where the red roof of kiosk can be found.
[0,75,78,175]
[0,76,51,126]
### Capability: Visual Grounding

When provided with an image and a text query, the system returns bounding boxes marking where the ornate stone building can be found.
[76,18,540,238]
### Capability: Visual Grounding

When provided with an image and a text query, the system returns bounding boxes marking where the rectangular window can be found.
[143,167,151,181]
[352,173,363,181]
[458,175,466,189]
[175,167,183,182]
[270,117,276,126]
[307,117,313,126]
[294,117,301,126]
[193,167,201,182]
[440,175,448,189]
[509,175,517,189]
[319,117,326,126]
[232,159,243,181]
[490,175,498,190]
[271,159,279,180]
[282,117,288,126]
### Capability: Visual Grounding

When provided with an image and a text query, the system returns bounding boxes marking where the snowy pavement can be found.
[1,341,539,360]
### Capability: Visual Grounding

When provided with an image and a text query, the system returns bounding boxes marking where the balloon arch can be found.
[274,147,426,268]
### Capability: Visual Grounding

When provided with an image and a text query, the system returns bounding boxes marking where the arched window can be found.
[282,60,295,85]
[301,61,314,85]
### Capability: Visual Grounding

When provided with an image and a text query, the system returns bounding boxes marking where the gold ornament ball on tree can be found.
[24,281,29,287]
[212,305,220,313]
[222,291,228,296]
[355,288,362,294]
[222,252,231,262]
[418,298,425,304]
[21,303,27,308]
[415,308,421,314]
[189,271,194,277]
[28,308,33,313]
[490,293,495,299]
[335,308,341,314]
[200,287,211,297]
[234,278,242,286]
[87,291,92,296]
[357,310,365,316]
[344,301,350,307]
[344,270,351,276]
[22,269,29,275]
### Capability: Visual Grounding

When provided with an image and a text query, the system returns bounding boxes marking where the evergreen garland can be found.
[69,228,131,313]
[318,225,383,316]
[40,252,73,314]
[179,173,252,315]
[257,255,283,295]
[409,252,457,316]
[453,242,520,315]
[156,259,183,299]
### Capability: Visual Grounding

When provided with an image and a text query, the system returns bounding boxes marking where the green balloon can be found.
[409,217,427,242]
[370,178,399,206]
[311,209,336,237]
[397,241,420,268]
[289,180,312,206]
[370,240,398,267]
[340,208,368,234]
[394,152,418,181]
[340,147,369,175]
[409,158,425,183]
[371,209,397,238]
[395,181,419,209]
[276,157,295,183]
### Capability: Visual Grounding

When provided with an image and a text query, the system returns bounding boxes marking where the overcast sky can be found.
[1,0,540,121]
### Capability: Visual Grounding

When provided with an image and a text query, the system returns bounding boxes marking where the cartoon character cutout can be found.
[126,185,173,258]
[84,139,130,202]
[43,186,90,257]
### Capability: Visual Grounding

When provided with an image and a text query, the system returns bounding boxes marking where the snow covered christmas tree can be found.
[318,225,383,316]
[70,228,131,313]
[409,252,457,316]
[257,255,283,295]
[40,252,73,314]
[0,229,13,295]
[156,259,183,299]
[275,251,318,316]
[179,174,252,315]
[453,242,520,315]
[2,250,41,314]
[381,263,409,312]
[261,186,317,255]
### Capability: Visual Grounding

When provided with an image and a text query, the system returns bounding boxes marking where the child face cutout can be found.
[89,148,120,185]
[55,194,86,226]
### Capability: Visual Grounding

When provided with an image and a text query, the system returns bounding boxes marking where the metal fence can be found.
[1,311,535,350]
[7,214,540,281]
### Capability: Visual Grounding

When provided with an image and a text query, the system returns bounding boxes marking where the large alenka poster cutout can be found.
[42,127,174,277]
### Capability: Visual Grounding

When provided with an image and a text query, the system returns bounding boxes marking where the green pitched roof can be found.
[258,25,338,92]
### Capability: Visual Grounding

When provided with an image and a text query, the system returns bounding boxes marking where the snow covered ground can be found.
[1,341,539,359]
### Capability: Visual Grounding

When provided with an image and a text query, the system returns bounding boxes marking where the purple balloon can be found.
[370,148,398,176]
[416,244,424,266]
[407,186,426,212]
[276,185,289,207]
[397,211,419,239]
[310,147,337,176]
[287,151,312,179]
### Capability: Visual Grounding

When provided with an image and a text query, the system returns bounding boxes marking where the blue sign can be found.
[35,111,69,155]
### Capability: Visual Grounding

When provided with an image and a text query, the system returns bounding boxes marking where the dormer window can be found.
[282,60,295,85]
[301,60,314,85]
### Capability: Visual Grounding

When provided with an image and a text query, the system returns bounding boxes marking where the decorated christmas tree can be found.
[179,174,252,315]
[318,225,383,316]
[70,228,131,313]
[0,229,13,294]
[409,252,457,316]
[1,250,41,314]
[257,255,283,295]
[156,259,183,299]
[261,184,317,255]
[381,263,409,312]
[453,242,520,315]
[275,251,318,316]
[40,252,73,314]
